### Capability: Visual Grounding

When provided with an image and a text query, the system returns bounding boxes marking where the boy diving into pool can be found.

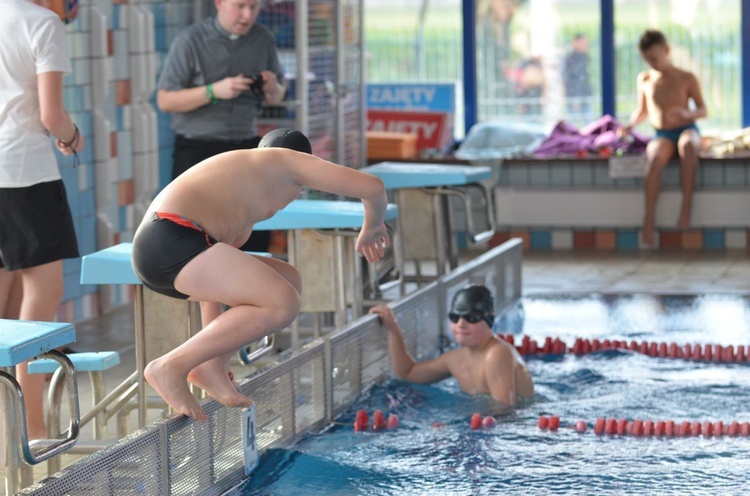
[132,129,389,422]
[369,285,534,406]
[618,29,707,247]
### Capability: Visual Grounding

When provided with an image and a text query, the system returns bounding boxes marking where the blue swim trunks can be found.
[654,122,699,144]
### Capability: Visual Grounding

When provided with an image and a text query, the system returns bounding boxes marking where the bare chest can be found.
[645,75,689,104]
[451,360,487,395]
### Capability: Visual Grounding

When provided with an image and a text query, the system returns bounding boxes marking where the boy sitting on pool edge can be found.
[369,284,534,406]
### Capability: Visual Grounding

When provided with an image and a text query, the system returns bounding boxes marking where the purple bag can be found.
[532,115,649,158]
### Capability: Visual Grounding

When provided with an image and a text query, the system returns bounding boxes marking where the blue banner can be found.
[367,83,456,113]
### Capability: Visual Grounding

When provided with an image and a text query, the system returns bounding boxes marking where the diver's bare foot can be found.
[145,359,207,422]
[188,361,253,409]
[642,224,656,247]
[676,212,691,229]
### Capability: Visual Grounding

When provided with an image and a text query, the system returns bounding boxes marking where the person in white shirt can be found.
[0,0,85,440]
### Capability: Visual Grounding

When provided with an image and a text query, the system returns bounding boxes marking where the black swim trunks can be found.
[131,212,217,299]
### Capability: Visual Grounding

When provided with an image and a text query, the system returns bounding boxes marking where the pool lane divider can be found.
[499,334,750,363]
[469,412,497,429]
[538,416,750,437]
[353,409,399,432]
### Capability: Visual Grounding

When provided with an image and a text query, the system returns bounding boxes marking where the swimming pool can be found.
[235,294,750,495]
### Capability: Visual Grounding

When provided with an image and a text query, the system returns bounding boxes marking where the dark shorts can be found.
[654,122,700,145]
[131,212,217,300]
[0,180,79,270]
[172,134,269,252]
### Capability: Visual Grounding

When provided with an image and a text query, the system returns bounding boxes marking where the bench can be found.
[0,319,80,493]
[492,156,750,250]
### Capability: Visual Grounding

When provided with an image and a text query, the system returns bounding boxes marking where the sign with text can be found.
[367,109,454,151]
[367,83,456,113]
[367,82,457,150]
[608,154,648,178]
[243,404,259,476]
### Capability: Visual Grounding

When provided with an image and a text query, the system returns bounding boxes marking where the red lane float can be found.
[644,420,655,436]
[354,410,369,432]
[538,416,550,430]
[549,416,560,431]
[728,421,740,437]
[482,416,497,428]
[353,410,399,431]
[470,412,483,430]
[594,418,606,435]
[500,333,750,364]
[655,420,666,437]
[386,413,399,430]
[371,410,386,431]
[604,418,617,435]
[539,415,750,439]
[469,413,498,430]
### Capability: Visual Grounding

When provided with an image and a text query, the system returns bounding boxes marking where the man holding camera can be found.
[157,0,285,250]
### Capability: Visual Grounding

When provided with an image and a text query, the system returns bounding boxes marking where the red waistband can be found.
[154,212,215,246]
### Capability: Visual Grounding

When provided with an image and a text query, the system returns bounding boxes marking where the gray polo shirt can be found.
[158,17,284,141]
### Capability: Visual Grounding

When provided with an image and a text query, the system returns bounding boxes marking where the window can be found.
[614,0,741,134]
[476,0,601,127]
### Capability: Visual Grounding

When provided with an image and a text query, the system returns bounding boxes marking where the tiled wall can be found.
[56,0,192,322]
[498,158,750,190]
[490,157,750,251]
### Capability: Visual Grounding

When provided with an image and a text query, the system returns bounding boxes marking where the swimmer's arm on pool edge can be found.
[370,305,451,384]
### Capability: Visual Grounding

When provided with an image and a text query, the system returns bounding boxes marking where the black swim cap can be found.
[450,284,495,328]
[258,128,312,154]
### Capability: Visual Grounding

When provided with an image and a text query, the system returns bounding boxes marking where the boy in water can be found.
[619,29,707,247]
[132,130,389,421]
[369,285,533,406]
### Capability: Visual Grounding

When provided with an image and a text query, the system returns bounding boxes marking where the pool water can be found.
[237,294,750,495]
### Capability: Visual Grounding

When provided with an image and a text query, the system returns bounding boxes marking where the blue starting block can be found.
[0,319,80,493]
[362,162,496,285]
[28,350,120,470]
[0,320,76,367]
[27,351,120,374]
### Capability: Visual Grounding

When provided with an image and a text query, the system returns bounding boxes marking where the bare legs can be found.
[12,261,64,439]
[143,246,302,421]
[186,255,301,409]
[643,138,675,246]
[0,269,21,458]
[642,131,699,246]
[676,130,700,229]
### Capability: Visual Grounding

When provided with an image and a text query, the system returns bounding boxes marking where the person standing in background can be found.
[156,0,286,253]
[563,33,592,118]
[0,0,86,440]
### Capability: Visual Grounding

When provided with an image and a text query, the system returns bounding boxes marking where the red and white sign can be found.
[367,109,453,151]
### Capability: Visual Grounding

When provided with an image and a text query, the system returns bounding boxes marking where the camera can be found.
[248,74,264,96]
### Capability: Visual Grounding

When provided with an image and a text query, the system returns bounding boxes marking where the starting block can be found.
[0,319,80,493]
